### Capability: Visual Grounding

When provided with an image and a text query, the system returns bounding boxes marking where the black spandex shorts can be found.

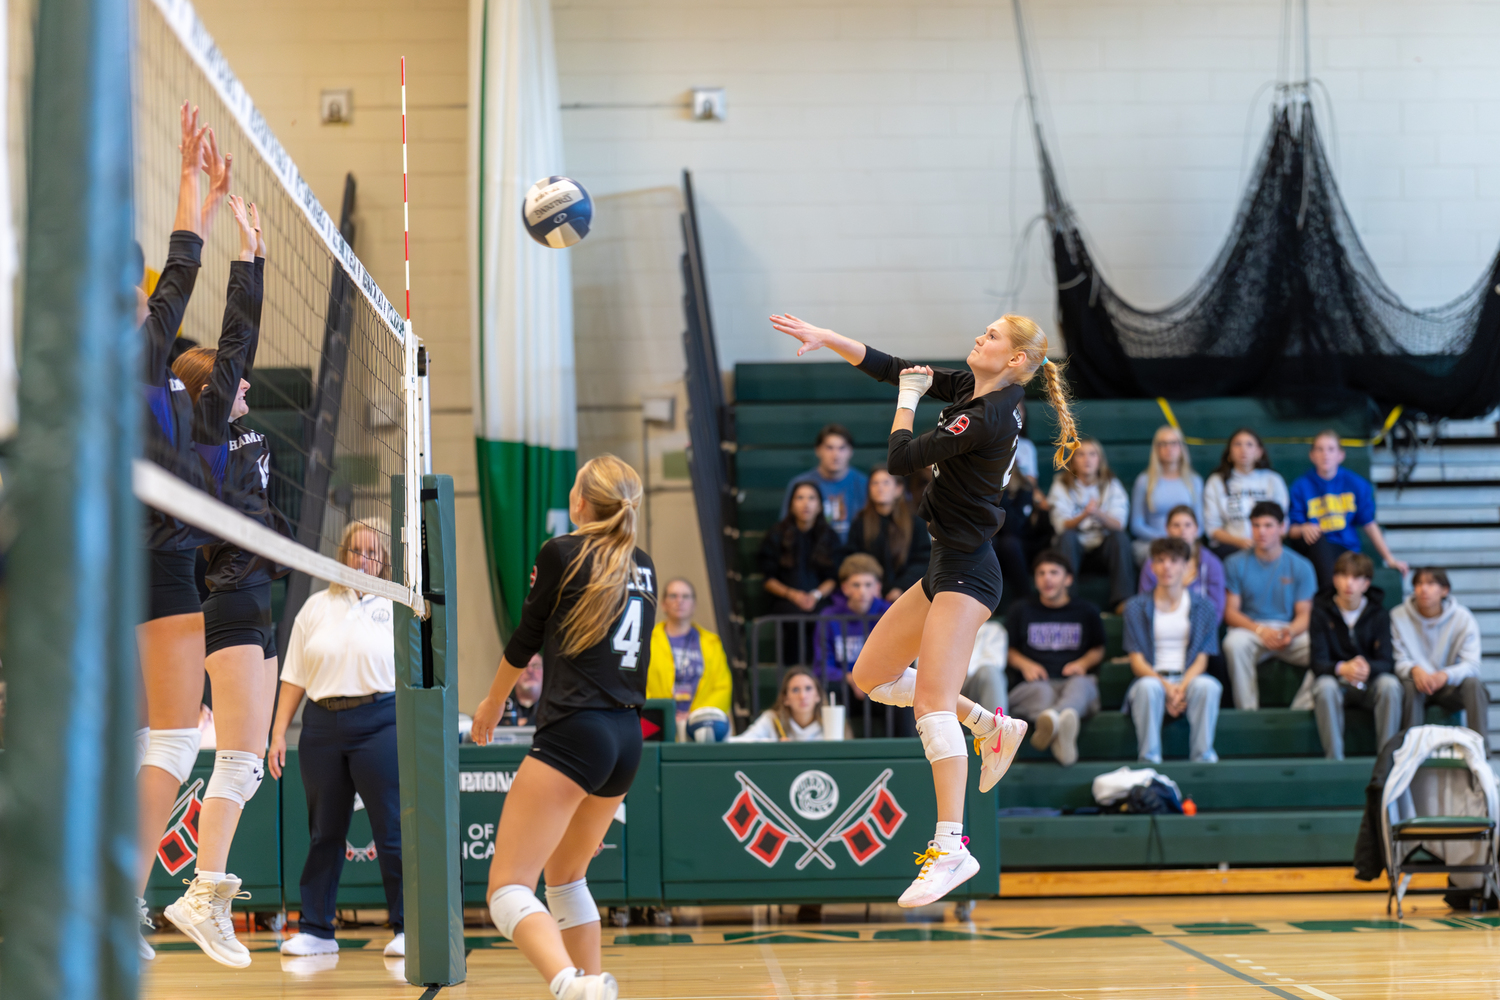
[203,581,276,658]
[530,708,643,797]
[921,538,1004,613]
[146,547,202,622]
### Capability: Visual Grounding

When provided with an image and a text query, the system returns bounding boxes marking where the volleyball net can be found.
[133,0,424,612]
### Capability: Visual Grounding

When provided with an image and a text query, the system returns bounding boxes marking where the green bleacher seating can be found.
[998,758,1371,812]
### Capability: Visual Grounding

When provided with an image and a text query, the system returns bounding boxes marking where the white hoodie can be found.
[1390,594,1482,684]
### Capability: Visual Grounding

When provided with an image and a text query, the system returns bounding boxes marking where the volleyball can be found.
[522,175,593,248]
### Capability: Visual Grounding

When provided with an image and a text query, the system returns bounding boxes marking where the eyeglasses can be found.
[349,548,385,562]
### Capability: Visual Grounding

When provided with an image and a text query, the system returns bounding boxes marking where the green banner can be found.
[476,438,575,637]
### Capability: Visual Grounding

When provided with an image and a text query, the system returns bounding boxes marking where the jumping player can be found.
[160,195,284,966]
[769,312,1078,906]
[470,455,657,1000]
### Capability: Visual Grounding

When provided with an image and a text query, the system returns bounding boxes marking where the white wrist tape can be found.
[546,878,600,929]
[897,371,933,412]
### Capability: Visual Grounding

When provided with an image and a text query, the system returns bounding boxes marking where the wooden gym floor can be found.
[142,892,1500,1000]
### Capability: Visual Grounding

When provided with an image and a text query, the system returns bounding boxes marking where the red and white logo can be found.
[529,564,537,588]
[722,768,905,869]
[947,414,970,435]
[157,779,205,876]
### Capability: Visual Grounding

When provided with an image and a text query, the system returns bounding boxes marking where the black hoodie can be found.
[1309,587,1393,679]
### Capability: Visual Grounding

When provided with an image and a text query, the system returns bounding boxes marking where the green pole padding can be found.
[393,474,466,986]
[0,0,140,995]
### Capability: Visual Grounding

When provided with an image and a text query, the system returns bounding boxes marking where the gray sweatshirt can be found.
[1390,594,1482,684]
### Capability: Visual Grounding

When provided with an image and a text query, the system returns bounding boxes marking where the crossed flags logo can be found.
[157,779,206,876]
[722,768,906,869]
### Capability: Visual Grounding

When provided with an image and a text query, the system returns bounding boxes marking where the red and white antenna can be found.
[401,55,411,321]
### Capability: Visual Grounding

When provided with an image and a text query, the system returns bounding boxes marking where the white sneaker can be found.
[897,841,980,908]
[163,873,252,968]
[976,714,1028,793]
[137,897,155,961]
[280,932,339,956]
[1030,708,1058,750]
[382,932,405,957]
[557,972,619,1000]
[1051,708,1080,767]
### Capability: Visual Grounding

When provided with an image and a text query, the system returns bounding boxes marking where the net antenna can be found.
[400,55,424,610]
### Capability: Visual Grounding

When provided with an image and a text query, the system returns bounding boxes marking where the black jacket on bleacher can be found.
[1308,588,1393,679]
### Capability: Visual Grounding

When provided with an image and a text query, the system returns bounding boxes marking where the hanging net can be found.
[1045,98,1500,420]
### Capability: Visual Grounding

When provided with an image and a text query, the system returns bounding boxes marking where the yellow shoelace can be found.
[912,845,947,879]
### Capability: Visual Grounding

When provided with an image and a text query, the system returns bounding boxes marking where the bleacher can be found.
[732,359,1431,873]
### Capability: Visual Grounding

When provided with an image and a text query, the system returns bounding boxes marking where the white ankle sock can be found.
[193,870,226,883]
[550,967,580,999]
[934,821,964,853]
[963,704,998,735]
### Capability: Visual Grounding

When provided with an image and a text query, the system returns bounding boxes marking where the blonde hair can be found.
[1057,437,1114,491]
[556,455,650,657]
[996,314,1079,469]
[328,518,391,597]
[1144,425,1195,513]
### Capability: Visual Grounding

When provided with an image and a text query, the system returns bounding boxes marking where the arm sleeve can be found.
[855,345,971,404]
[1203,555,1227,620]
[1390,610,1430,680]
[1309,609,1338,677]
[1121,599,1149,658]
[502,540,565,667]
[1202,475,1226,535]
[1442,610,1484,684]
[1130,475,1152,539]
[886,416,983,477]
[140,231,204,386]
[191,260,257,446]
[246,255,265,373]
[1287,477,1310,525]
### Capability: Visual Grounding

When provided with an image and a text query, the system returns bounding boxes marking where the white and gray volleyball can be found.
[522,176,593,248]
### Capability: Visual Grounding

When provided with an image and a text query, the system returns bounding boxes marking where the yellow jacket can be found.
[646,622,732,715]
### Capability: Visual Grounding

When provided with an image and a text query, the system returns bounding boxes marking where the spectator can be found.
[1005,551,1106,766]
[1203,427,1288,561]
[1392,567,1488,741]
[816,554,893,690]
[1222,501,1317,710]
[1138,505,1226,623]
[647,578,732,733]
[731,667,834,741]
[504,654,543,726]
[847,464,930,601]
[996,401,1048,603]
[1130,426,1204,566]
[1048,437,1135,610]
[1122,537,1222,763]
[1309,551,1400,760]
[965,620,1010,715]
[759,481,841,662]
[1288,430,1409,590]
[780,423,868,542]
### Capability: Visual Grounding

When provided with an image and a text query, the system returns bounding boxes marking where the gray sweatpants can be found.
[1401,675,1490,741]
[1008,675,1099,724]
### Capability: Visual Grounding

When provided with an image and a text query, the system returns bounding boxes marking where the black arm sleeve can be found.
[192,260,257,446]
[245,255,264,374]
[140,231,204,386]
[887,420,981,477]
[1309,609,1338,677]
[855,346,971,404]
[503,539,566,666]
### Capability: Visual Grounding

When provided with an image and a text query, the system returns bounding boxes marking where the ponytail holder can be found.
[1040,357,1050,367]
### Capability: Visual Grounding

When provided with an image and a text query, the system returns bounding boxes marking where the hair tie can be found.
[1040,357,1050,366]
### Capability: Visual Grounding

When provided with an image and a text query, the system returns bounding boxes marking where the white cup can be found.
[821,703,846,741]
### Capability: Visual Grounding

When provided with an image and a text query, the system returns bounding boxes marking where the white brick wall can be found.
[555,0,1500,367]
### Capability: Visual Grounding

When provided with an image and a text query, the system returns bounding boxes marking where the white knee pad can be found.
[140,728,202,783]
[867,666,917,708]
[545,878,601,930]
[489,884,550,939]
[134,727,151,773]
[203,750,263,807]
[915,711,966,764]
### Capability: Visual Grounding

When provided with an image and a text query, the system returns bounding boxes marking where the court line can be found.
[418,988,443,1000]
[759,942,794,1000]
[1162,940,1303,1000]
[1292,988,1342,1000]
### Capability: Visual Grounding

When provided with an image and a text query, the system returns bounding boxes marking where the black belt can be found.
[315,692,392,712]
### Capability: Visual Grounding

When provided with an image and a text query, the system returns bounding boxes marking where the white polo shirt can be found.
[281,588,396,702]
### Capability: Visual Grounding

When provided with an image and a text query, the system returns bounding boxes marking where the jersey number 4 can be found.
[612,596,645,670]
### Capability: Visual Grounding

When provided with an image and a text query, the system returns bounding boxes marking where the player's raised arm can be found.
[769,313,867,365]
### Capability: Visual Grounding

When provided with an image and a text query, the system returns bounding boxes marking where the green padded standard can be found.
[1392,816,1495,838]
[997,758,1371,812]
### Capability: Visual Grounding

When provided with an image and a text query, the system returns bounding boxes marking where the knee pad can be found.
[140,728,201,783]
[134,728,151,774]
[867,666,917,708]
[204,750,264,808]
[489,884,550,939]
[915,711,966,763]
[545,878,600,930]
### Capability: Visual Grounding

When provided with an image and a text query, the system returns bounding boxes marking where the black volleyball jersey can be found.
[857,346,1024,551]
[142,230,211,550]
[503,534,658,730]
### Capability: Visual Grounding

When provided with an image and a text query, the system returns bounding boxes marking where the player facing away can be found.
[470,455,657,1000]
[770,312,1080,906]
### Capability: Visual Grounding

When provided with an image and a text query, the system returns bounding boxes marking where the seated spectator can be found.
[759,481,840,661]
[504,654,543,726]
[1222,501,1317,710]
[1392,567,1488,741]
[780,423,868,543]
[647,578,732,736]
[1122,537,1222,763]
[1138,505,1226,623]
[1005,551,1105,766]
[1288,430,1409,590]
[1130,426,1204,566]
[996,401,1049,602]
[847,464,930,601]
[1047,437,1135,610]
[1203,427,1289,561]
[965,620,1009,716]
[731,667,835,741]
[816,554,893,690]
[1309,551,1400,760]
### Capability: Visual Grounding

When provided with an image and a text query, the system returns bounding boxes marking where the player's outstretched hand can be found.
[770,313,837,356]
[471,694,503,746]
[250,203,266,258]
[229,195,256,262]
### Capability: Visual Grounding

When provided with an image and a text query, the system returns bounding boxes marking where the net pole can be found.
[401,56,424,613]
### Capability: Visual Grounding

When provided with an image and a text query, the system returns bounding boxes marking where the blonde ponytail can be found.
[556,454,651,657]
[998,314,1080,470]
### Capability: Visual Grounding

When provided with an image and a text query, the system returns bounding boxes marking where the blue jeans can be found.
[297,694,403,937]
[1124,675,1221,763]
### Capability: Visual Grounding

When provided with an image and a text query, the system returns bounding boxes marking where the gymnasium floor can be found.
[142,892,1500,999]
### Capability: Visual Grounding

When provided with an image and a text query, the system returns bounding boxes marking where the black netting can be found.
[1048,100,1500,419]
